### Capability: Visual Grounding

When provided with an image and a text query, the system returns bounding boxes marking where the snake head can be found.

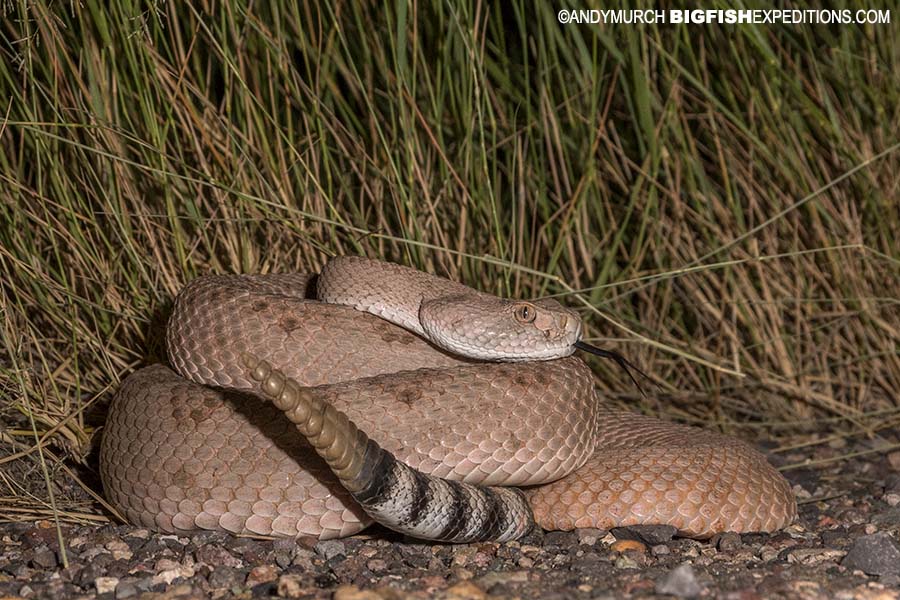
[418,295,582,361]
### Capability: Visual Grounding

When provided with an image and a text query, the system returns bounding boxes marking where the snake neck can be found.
[317,256,473,337]
[316,256,581,362]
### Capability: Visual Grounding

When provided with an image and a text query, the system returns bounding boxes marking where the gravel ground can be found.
[2,436,900,600]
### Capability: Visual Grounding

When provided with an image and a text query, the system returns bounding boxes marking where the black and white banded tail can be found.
[241,353,533,543]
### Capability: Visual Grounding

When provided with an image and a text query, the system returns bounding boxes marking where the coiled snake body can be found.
[101,257,796,541]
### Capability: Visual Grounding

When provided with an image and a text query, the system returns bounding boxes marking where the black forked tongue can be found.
[574,341,654,399]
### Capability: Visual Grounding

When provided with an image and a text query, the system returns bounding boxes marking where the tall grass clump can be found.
[0,1,898,521]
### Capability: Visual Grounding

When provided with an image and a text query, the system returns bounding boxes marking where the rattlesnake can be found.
[101,256,796,541]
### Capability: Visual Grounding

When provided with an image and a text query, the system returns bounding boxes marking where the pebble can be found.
[611,539,647,554]
[332,584,387,600]
[758,545,779,562]
[124,528,151,539]
[787,548,846,565]
[612,525,677,545]
[614,554,640,569]
[366,558,388,572]
[207,565,244,589]
[315,539,347,560]
[95,576,120,594]
[655,564,703,598]
[477,570,528,587]
[246,564,279,586]
[291,547,316,570]
[153,557,195,585]
[451,546,477,567]
[842,533,900,576]
[872,506,900,528]
[31,545,58,569]
[275,573,307,598]
[105,540,134,561]
[114,577,146,599]
[575,528,604,546]
[194,543,243,569]
[713,532,742,552]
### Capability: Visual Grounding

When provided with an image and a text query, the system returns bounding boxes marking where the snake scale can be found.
[101,256,796,541]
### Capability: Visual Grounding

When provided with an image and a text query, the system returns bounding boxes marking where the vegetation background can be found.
[0,1,897,525]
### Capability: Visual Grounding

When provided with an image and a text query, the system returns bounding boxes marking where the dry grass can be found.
[1,1,898,526]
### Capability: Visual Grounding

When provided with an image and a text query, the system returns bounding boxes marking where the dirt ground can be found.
[2,434,899,600]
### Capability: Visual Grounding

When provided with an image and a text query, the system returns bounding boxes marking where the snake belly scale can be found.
[101,257,796,541]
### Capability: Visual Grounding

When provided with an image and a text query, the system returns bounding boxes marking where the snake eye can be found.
[514,303,537,324]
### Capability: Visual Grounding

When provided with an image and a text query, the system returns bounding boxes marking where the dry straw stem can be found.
[1,2,898,527]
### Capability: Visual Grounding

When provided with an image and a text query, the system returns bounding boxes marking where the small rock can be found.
[615,554,640,569]
[291,547,316,571]
[31,545,58,569]
[332,584,385,600]
[105,540,133,561]
[656,564,702,598]
[80,546,109,561]
[758,545,779,562]
[114,578,142,599]
[451,546,478,568]
[886,450,900,471]
[272,543,293,570]
[476,570,528,588]
[124,528,150,539]
[366,558,387,573]
[246,564,279,587]
[571,552,603,571]
[611,539,647,554]
[885,473,900,491]
[161,583,203,598]
[314,539,346,561]
[612,525,677,545]
[841,533,900,576]
[575,528,604,546]
[95,576,120,594]
[872,506,900,528]
[651,544,670,556]
[787,548,846,566]
[225,538,270,564]
[444,581,489,599]
[712,532,742,552]
[207,566,244,589]
[276,573,306,598]
[195,544,243,569]
[153,557,196,586]
[18,584,35,598]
